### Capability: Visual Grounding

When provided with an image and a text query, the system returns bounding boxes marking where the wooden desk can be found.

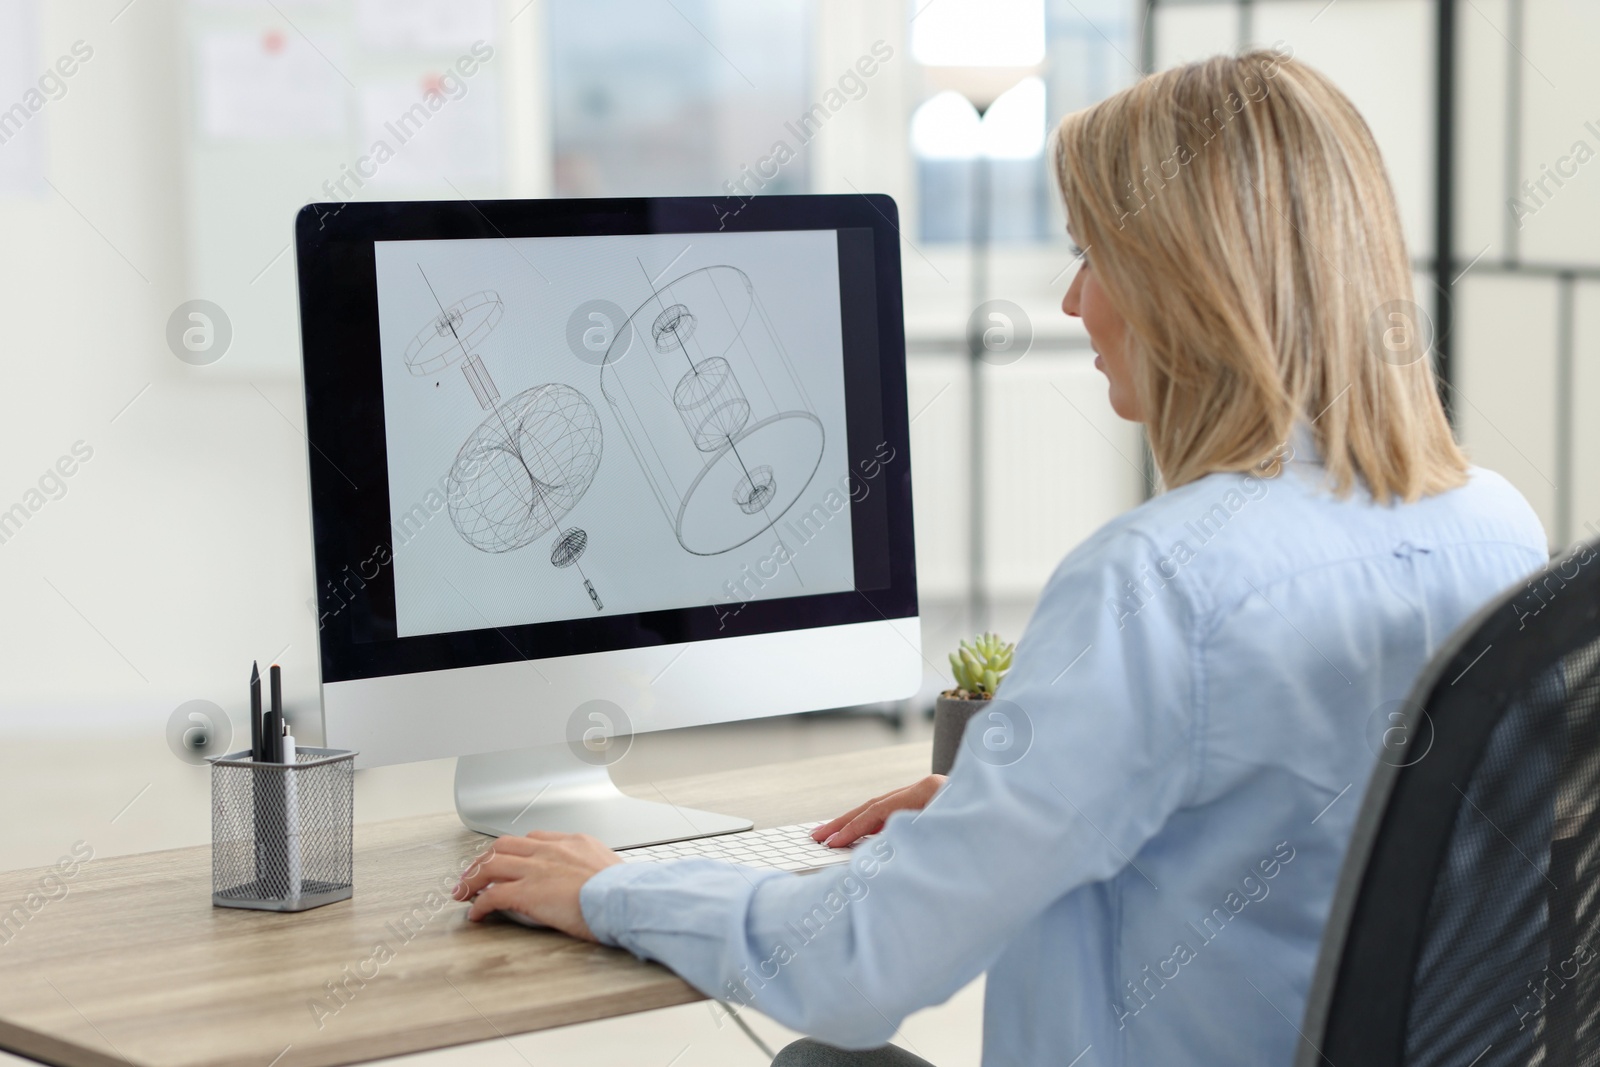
[0,742,931,1067]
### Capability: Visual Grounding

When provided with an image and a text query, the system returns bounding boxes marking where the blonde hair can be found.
[1052,49,1467,502]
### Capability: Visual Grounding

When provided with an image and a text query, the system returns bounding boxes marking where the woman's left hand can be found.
[452,831,623,940]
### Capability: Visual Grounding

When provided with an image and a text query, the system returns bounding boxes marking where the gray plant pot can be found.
[932,694,991,775]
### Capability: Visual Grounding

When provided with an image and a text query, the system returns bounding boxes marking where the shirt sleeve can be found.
[580,528,1198,1049]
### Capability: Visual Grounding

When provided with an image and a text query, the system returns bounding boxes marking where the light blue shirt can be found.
[581,451,1547,1065]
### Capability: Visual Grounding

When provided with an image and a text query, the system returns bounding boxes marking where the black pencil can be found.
[249,661,262,762]
[268,665,283,763]
[250,660,267,893]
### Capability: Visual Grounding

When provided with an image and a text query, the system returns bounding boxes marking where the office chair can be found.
[1295,538,1600,1067]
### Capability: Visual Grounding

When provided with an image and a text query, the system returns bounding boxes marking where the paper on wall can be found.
[197,28,348,141]
[355,0,495,52]
[354,73,500,187]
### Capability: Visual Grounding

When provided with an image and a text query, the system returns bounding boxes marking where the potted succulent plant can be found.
[931,632,1015,775]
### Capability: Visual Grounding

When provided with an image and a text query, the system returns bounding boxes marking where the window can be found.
[549,0,813,198]
[910,0,1140,242]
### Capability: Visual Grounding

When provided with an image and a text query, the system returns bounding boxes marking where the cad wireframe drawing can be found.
[405,269,605,611]
[597,265,825,558]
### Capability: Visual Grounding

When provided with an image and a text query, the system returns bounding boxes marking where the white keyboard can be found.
[618,821,855,873]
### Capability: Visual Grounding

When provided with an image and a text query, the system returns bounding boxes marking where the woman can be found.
[453,52,1547,1065]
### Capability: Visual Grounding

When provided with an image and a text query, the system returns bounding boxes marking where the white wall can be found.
[0,1,545,737]
[2,2,194,720]
[1454,0,1600,544]
[1453,273,1561,522]
[1576,283,1600,539]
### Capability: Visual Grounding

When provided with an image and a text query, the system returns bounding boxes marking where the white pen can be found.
[282,722,302,899]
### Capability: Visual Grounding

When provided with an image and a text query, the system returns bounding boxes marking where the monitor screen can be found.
[373,230,857,639]
[295,196,915,686]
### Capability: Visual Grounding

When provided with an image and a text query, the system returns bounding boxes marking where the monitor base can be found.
[454,743,753,848]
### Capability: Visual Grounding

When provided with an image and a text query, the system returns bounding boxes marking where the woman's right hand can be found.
[810,774,947,849]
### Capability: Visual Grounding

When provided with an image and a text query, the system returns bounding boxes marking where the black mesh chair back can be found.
[1296,540,1600,1067]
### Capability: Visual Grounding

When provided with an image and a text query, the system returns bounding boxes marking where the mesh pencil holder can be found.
[209,747,356,912]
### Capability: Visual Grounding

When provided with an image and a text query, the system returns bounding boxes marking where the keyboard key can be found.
[617,822,854,873]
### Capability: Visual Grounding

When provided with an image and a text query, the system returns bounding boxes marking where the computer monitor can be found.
[293,195,920,846]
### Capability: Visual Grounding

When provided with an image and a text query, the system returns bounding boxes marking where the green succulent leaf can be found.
[946,632,1016,697]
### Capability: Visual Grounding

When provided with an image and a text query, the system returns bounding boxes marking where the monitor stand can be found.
[454,743,753,849]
